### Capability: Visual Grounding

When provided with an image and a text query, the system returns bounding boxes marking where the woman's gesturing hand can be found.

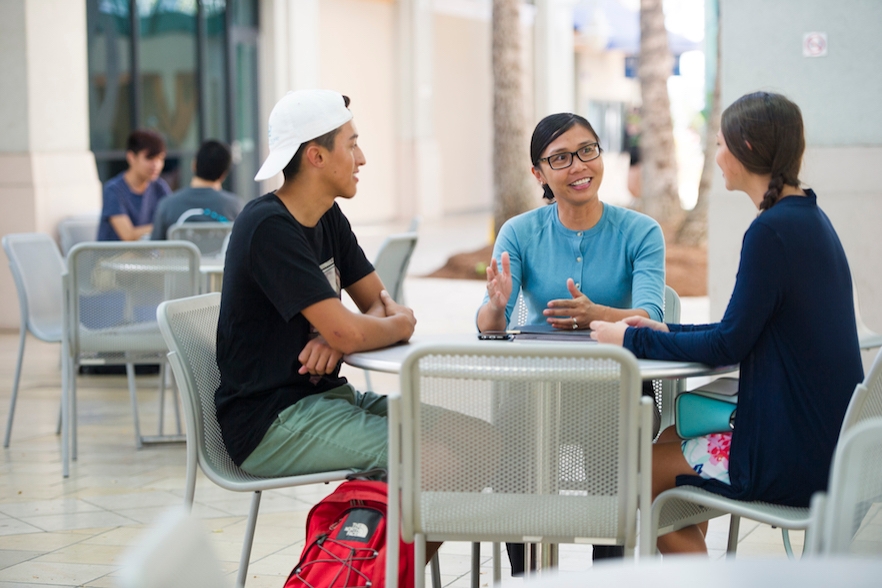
[486,251,513,312]
[544,278,597,330]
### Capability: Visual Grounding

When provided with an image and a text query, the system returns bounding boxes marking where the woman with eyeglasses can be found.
[477,112,664,337]
[476,113,665,569]
[591,92,863,554]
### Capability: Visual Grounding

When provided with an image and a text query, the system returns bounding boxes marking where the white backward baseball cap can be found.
[254,89,353,182]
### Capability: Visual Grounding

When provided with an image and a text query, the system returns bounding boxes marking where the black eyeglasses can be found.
[538,143,603,170]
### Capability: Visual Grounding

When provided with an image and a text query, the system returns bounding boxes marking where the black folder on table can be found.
[509,323,596,342]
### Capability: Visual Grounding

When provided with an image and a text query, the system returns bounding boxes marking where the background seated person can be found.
[151,139,243,240]
[97,129,170,241]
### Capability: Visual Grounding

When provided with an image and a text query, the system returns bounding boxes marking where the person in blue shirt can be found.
[477,113,664,333]
[97,129,170,241]
[477,112,665,569]
[591,92,863,554]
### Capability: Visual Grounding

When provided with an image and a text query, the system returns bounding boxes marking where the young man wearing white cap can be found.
[214,90,417,477]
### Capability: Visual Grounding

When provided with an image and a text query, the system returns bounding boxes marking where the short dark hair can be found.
[127,129,166,158]
[194,140,232,181]
[282,95,352,181]
[721,92,805,211]
[530,113,601,201]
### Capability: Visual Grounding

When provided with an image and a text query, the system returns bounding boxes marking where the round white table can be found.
[344,332,737,380]
[522,556,882,588]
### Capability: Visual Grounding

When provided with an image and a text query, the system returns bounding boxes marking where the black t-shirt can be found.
[215,193,374,465]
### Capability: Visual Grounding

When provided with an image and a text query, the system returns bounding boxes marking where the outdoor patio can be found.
[0,211,836,587]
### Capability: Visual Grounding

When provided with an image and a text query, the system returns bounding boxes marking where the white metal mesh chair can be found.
[2,233,65,447]
[386,342,654,587]
[373,231,418,304]
[58,215,100,256]
[853,280,882,351]
[507,285,680,432]
[363,230,419,389]
[61,241,202,476]
[657,285,683,431]
[157,293,354,588]
[649,347,882,557]
[167,222,233,259]
[805,417,882,556]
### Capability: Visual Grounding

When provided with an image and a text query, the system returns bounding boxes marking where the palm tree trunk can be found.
[638,0,682,228]
[492,0,534,236]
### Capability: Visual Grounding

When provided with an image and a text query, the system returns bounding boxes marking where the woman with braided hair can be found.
[591,92,864,553]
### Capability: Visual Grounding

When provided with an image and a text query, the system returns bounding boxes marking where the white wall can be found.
[711,0,882,365]
[0,0,101,329]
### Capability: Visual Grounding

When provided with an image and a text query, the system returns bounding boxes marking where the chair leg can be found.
[157,363,166,436]
[430,553,441,588]
[237,491,262,588]
[3,328,27,448]
[414,534,427,588]
[71,366,78,461]
[56,400,62,436]
[170,367,183,435]
[61,350,70,478]
[726,515,741,557]
[471,542,480,588]
[126,363,143,449]
[782,529,796,559]
[492,542,501,584]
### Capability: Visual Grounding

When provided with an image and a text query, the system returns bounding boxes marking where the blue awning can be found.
[574,0,701,56]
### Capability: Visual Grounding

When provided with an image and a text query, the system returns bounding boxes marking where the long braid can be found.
[760,173,785,211]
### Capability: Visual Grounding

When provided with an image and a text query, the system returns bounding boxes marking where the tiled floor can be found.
[0,211,867,587]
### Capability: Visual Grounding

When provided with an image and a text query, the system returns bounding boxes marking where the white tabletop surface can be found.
[344,332,736,380]
[522,556,882,588]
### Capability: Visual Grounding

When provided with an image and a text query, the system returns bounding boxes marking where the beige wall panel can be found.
[0,0,29,152]
[25,0,91,152]
[433,14,493,215]
[319,0,397,225]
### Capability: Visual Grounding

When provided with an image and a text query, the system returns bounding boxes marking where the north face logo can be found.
[335,508,382,543]
[343,522,368,538]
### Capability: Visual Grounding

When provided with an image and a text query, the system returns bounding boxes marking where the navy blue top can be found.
[624,190,863,507]
[97,172,171,241]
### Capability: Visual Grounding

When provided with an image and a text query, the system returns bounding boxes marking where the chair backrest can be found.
[58,216,100,255]
[663,285,680,324]
[841,349,882,435]
[167,222,233,258]
[64,241,201,357]
[853,279,882,350]
[394,342,651,549]
[2,233,65,341]
[373,232,418,303]
[813,417,882,555]
[157,293,256,486]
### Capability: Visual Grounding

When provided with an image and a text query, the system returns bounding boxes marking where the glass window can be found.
[87,0,259,199]
[87,0,134,153]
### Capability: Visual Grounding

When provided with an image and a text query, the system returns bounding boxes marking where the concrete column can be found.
[397,0,442,220]
[533,0,578,118]
[0,0,101,329]
[287,0,320,90]
[257,0,320,192]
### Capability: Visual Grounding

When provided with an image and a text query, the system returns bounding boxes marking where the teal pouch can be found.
[675,378,738,439]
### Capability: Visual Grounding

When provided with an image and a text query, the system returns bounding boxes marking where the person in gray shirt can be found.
[151,140,243,240]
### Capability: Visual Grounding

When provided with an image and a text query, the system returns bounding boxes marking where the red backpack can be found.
[284,479,414,588]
